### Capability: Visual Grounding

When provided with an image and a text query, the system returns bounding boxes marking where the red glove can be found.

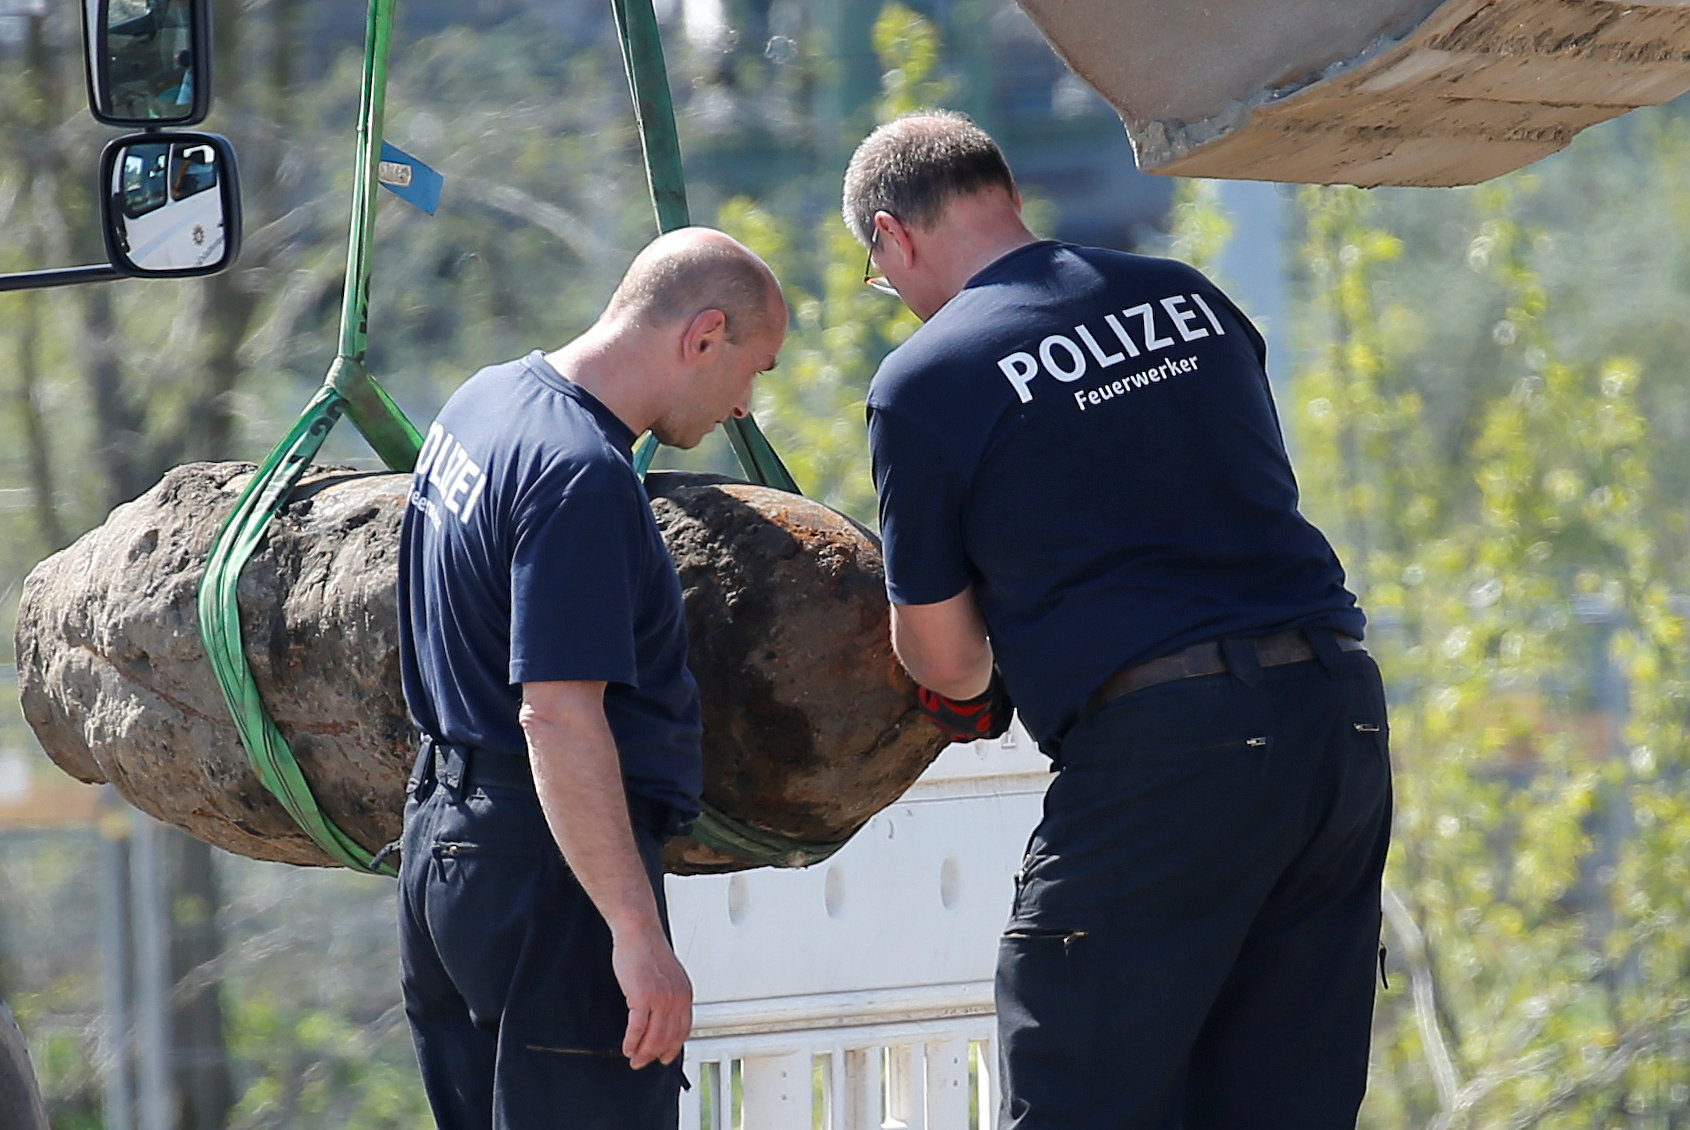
[917,668,1014,743]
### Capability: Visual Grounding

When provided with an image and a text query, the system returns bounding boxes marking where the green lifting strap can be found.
[689,806,851,870]
[197,387,390,873]
[614,0,853,870]
[610,0,800,497]
[331,0,423,471]
[196,0,415,875]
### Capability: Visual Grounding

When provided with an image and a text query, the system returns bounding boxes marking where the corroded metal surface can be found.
[1019,0,1690,186]
[16,462,412,867]
[15,464,944,874]
[646,472,945,872]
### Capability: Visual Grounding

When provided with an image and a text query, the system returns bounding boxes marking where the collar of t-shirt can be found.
[519,349,638,459]
[960,239,1064,292]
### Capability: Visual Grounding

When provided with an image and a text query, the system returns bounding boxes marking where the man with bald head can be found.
[848,112,1389,1128]
[397,227,785,1130]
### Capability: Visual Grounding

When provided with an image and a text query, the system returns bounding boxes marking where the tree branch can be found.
[1384,881,1464,1112]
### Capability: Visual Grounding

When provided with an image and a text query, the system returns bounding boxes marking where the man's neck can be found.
[543,325,655,438]
[951,227,1040,286]
[922,193,1039,313]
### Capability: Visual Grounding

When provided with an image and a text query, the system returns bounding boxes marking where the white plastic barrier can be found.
[667,726,1052,1129]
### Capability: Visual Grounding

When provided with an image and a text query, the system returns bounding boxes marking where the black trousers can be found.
[998,642,1393,1129]
[398,743,682,1130]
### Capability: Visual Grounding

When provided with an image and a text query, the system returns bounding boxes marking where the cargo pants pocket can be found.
[995,923,1102,1127]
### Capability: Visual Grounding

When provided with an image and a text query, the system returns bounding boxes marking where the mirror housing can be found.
[84,0,212,128]
[100,132,241,278]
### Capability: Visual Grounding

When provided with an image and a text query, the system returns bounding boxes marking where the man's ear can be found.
[682,308,728,362]
[873,210,915,270]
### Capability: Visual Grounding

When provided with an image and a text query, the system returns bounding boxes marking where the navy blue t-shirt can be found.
[398,351,702,821]
[867,242,1363,745]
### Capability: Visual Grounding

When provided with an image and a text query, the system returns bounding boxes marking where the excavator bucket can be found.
[1016,0,1690,187]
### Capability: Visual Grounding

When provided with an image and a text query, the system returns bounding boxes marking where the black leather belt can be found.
[430,739,532,792]
[414,735,676,837]
[1087,629,1365,712]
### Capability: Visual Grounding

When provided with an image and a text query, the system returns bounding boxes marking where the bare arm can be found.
[890,588,994,699]
[519,680,691,1070]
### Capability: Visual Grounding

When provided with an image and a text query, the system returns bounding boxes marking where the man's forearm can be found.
[520,699,661,938]
[520,682,692,1068]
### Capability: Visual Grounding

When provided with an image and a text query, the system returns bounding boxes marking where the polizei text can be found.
[995,291,1224,405]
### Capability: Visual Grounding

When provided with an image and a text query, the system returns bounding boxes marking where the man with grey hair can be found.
[398,226,786,1130]
[848,111,1391,1129]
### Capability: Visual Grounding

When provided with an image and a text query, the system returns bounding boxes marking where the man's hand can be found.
[918,666,1014,742]
[612,924,693,1069]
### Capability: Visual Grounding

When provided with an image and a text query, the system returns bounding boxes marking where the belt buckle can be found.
[434,746,463,789]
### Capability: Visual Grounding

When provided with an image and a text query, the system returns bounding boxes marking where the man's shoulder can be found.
[439,354,525,411]
[867,247,1085,404]
[523,429,639,507]
[433,354,549,443]
[868,327,971,415]
[875,277,1028,379]
[437,357,637,501]
[1060,242,1212,288]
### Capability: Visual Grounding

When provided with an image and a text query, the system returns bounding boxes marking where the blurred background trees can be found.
[0,0,1687,1127]
[1292,165,1690,1128]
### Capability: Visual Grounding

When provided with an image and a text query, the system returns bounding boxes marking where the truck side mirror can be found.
[84,0,212,128]
[100,132,241,277]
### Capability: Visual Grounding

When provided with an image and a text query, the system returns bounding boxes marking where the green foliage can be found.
[224,994,432,1130]
[1289,168,1690,1128]
[871,3,957,120]
[210,862,434,1130]
[1164,179,1233,279]
[0,826,105,1124]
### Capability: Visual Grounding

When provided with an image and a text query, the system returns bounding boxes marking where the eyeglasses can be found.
[863,230,899,297]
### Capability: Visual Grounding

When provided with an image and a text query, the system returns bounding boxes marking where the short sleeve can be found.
[508,486,643,686]
[867,402,972,606]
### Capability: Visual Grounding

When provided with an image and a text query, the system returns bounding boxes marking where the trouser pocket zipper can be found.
[1004,925,1089,952]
